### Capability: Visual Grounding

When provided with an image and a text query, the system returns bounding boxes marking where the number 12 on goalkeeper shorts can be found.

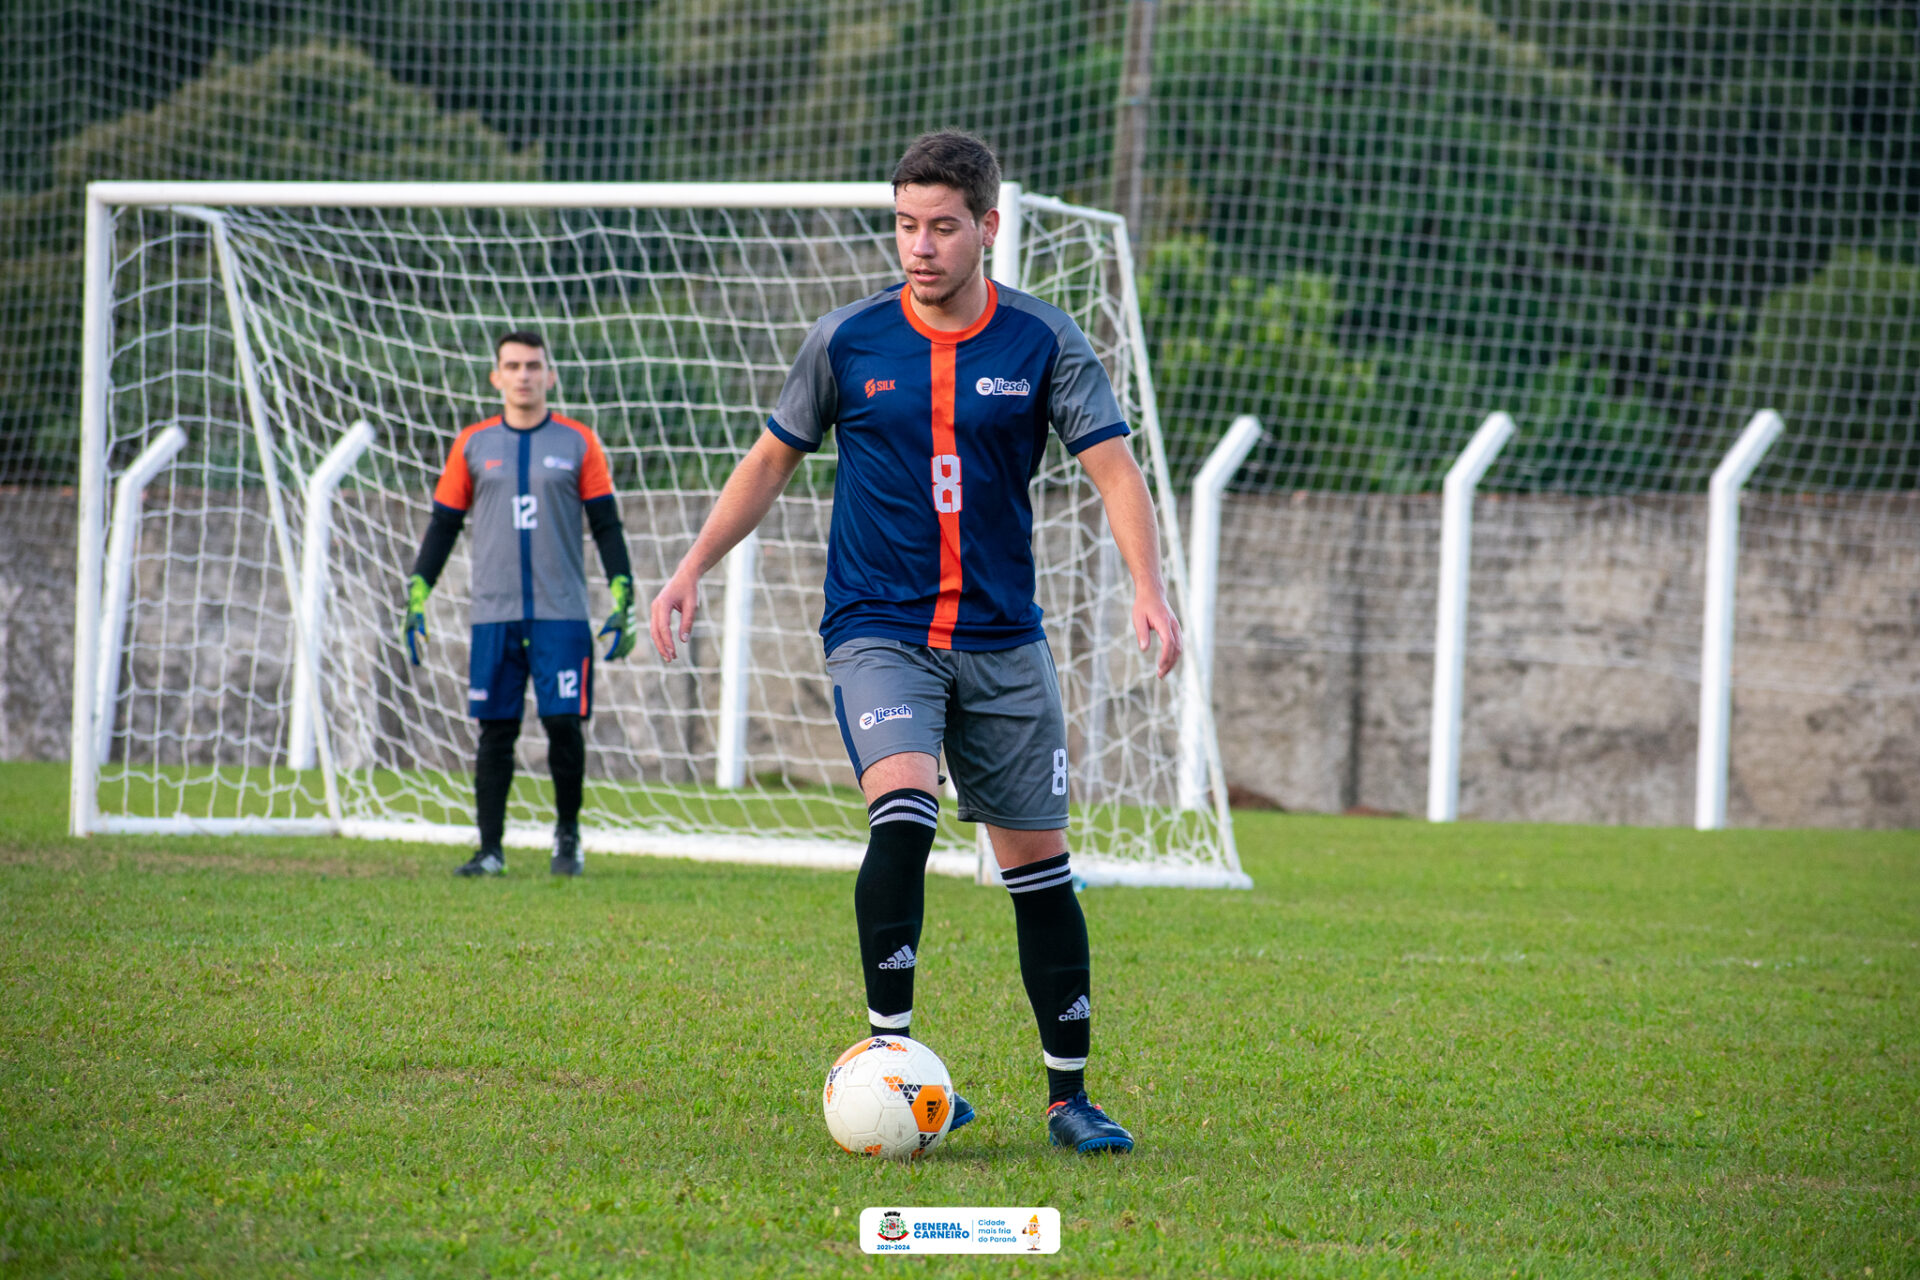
[556,663,587,714]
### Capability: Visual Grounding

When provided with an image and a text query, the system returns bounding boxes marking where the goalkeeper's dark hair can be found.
[891,130,1001,221]
[494,329,546,362]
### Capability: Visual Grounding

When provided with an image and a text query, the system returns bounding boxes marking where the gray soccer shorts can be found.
[826,637,1070,830]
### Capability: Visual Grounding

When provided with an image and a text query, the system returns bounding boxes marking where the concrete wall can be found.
[7,485,1916,827]
[1205,491,1920,827]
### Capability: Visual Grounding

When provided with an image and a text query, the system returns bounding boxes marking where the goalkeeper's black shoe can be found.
[1046,1092,1134,1155]
[550,826,583,877]
[456,848,505,877]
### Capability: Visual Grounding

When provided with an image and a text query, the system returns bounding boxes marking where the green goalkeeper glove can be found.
[402,574,431,666]
[599,574,637,661]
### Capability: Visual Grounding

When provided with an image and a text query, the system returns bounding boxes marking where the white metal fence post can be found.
[1179,415,1266,810]
[289,420,374,771]
[1427,411,1516,822]
[715,531,759,789]
[92,427,190,767]
[1695,409,1785,831]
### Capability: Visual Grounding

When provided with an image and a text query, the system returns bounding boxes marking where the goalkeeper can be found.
[402,330,636,877]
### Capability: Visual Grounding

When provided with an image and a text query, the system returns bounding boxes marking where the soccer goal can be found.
[70,181,1245,889]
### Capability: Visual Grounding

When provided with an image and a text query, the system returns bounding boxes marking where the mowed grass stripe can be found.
[2,761,1915,1278]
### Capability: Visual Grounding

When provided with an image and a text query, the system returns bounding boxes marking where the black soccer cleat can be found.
[456,848,505,877]
[550,826,583,877]
[1046,1091,1134,1155]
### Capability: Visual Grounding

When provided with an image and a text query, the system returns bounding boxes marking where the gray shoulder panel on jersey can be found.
[995,286,1128,451]
[769,288,900,450]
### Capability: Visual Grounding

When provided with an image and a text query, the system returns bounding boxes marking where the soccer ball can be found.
[821,1035,955,1159]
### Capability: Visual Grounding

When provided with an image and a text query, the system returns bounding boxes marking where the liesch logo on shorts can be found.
[975,376,1031,397]
[468,688,489,701]
[858,705,913,731]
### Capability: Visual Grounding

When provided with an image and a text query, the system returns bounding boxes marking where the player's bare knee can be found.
[987,824,1067,870]
[859,751,941,804]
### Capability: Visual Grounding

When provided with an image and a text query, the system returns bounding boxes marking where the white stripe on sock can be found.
[868,1008,912,1030]
[1001,857,1070,883]
[869,797,939,827]
[1042,1052,1088,1071]
[1006,870,1074,894]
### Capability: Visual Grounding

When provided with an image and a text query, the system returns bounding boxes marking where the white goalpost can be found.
[71,180,1246,889]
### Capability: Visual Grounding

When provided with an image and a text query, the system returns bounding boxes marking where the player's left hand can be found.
[402,574,431,666]
[1134,590,1183,679]
[600,574,638,660]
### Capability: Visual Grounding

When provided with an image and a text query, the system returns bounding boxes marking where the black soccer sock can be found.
[474,717,521,850]
[1003,852,1091,1105]
[541,714,585,830]
[855,788,939,1038]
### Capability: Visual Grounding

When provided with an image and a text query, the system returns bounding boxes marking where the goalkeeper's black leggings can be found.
[474,715,585,849]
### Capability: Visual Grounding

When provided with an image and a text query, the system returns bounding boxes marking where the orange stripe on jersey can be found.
[900,280,998,343]
[431,416,499,510]
[552,414,615,501]
[927,342,962,649]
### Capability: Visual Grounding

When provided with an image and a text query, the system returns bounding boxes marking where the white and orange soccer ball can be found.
[821,1035,954,1159]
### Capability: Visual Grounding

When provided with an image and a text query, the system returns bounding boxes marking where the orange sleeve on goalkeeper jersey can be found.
[560,416,615,502]
[432,419,489,510]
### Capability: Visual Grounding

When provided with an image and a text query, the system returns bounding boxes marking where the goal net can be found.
[71,182,1244,889]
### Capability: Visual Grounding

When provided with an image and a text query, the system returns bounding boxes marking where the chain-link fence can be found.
[5,1,1916,822]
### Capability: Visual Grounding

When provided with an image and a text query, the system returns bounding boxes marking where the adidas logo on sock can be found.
[877,946,917,970]
[1058,995,1091,1021]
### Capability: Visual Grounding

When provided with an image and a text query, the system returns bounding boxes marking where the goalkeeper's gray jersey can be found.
[431,412,615,624]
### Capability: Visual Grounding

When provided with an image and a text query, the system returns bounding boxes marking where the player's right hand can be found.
[649,570,700,663]
[402,573,431,666]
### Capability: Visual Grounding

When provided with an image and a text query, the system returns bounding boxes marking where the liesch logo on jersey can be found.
[542,455,574,471]
[975,376,1031,397]
[864,377,897,398]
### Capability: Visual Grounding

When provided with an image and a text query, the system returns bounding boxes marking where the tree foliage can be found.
[1729,249,1920,490]
[0,40,535,467]
[3,2,1917,493]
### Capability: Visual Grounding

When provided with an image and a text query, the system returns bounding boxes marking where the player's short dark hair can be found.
[891,130,1002,221]
[494,330,546,362]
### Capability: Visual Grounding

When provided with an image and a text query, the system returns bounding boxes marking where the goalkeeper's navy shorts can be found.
[826,636,1069,831]
[468,619,594,721]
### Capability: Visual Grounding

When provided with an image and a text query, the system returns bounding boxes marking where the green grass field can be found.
[3,760,1915,1277]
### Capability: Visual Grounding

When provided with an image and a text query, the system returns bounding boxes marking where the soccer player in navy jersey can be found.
[649,131,1180,1154]
[403,331,639,878]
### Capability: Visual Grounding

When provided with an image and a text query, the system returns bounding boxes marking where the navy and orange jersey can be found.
[769,280,1128,655]
[431,412,615,624]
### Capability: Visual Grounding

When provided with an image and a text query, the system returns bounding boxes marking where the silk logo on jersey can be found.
[975,376,1031,397]
[542,455,574,471]
[484,458,504,470]
[858,705,914,731]
[864,377,897,398]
